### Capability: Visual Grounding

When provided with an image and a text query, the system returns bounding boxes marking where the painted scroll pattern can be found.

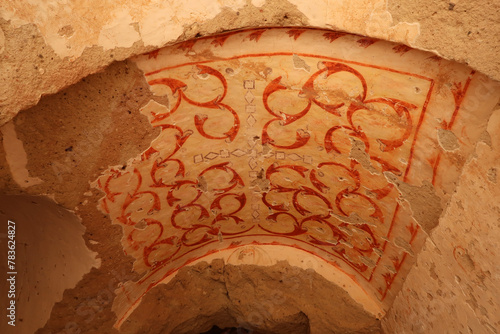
[94,28,482,312]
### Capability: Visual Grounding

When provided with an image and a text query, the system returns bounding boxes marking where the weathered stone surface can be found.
[120,260,382,334]
[382,109,500,333]
[1,0,499,126]
[0,60,160,207]
[0,195,99,334]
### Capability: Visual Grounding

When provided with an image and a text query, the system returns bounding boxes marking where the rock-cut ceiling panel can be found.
[92,28,500,328]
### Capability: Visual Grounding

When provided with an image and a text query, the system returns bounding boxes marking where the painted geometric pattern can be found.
[94,28,496,326]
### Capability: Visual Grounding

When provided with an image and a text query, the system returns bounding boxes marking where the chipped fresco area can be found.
[382,109,500,333]
[91,28,500,327]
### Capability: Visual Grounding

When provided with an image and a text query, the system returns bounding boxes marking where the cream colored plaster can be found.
[98,9,141,50]
[289,0,419,45]
[251,0,267,7]
[0,121,43,188]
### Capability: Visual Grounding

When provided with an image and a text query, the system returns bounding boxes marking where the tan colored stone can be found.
[1,0,499,128]
[120,259,382,333]
[0,2,499,333]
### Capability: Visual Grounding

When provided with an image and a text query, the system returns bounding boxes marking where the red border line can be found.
[431,71,475,185]
[144,52,434,82]
[117,240,372,326]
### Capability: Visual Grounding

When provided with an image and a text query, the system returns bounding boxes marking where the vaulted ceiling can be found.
[1,0,500,331]
[90,27,500,328]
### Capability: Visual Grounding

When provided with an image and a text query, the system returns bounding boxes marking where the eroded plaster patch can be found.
[97,9,141,50]
[290,0,420,45]
[0,0,419,60]
[0,121,43,188]
[384,173,442,234]
[437,128,460,151]
[0,0,247,59]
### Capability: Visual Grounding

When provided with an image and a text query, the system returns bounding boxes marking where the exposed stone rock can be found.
[437,128,459,151]
[1,0,500,126]
[120,260,382,334]
[1,60,159,208]
[384,173,442,234]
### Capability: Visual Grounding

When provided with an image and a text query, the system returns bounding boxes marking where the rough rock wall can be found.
[90,25,500,328]
[0,61,159,334]
[120,260,382,334]
[382,109,500,333]
[0,195,100,334]
[1,0,499,126]
[0,61,160,207]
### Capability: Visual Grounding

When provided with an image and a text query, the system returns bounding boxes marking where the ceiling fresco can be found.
[92,28,499,328]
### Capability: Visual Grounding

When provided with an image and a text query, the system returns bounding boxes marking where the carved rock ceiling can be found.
[92,28,500,328]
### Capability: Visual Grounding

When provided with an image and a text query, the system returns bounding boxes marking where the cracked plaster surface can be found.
[382,109,500,334]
